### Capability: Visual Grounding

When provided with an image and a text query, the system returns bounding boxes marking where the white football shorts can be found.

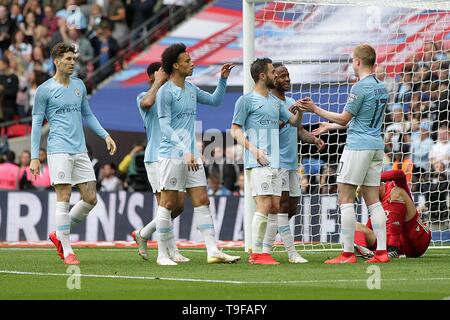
[47,153,96,186]
[336,148,384,186]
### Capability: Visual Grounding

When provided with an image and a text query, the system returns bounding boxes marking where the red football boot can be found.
[253,253,280,265]
[366,250,390,263]
[64,253,80,265]
[324,252,357,264]
[49,231,64,260]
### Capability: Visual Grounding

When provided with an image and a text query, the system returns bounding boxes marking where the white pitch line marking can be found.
[1,270,450,285]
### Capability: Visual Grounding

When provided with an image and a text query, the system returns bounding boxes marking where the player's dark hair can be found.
[50,42,77,60]
[250,58,272,83]
[147,62,161,77]
[273,62,284,69]
[161,43,186,74]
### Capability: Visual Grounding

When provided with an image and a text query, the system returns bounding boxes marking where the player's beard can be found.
[266,77,275,89]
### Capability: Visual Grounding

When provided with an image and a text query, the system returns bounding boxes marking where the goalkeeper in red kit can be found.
[354,170,431,259]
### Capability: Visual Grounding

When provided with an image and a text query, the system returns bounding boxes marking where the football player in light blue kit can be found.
[272,62,325,263]
[231,58,304,265]
[131,61,188,263]
[299,44,390,264]
[29,43,117,265]
[155,43,240,265]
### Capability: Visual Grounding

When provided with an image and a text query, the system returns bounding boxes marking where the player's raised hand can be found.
[314,137,325,152]
[154,67,168,85]
[298,97,316,113]
[220,63,235,79]
[311,122,332,136]
[105,135,117,155]
[185,152,199,171]
[29,159,41,177]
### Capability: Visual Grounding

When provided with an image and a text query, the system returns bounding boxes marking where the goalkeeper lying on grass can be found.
[354,170,431,259]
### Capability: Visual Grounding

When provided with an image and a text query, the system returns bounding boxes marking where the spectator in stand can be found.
[19,11,38,44]
[411,121,433,173]
[384,103,409,154]
[0,57,19,122]
[27,45,55,76]
[429,122,450,169]
[99,162,122,192]
[23,0,43,22]
[10,3,25,26]
[376,64,395,102]
[33,24,51,48]
[319,164,337,195]
[392,146,413,184]
[233,172,245,196]
[129,0,155,31]
[427,160,449,224]
[107,0,128,46]
[18,149,35,190]
[394,64,413,104]
[91,19,119,77]
[0,150,19,190]
[87,3,104,35]
[42,4,60,36]
[300,174,310,194]
[0,4,17,55]
[207,174,231,196]
[8,30,33,64]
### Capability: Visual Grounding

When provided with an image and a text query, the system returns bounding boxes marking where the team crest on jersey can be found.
[74,88,81,97]
[261,182,269,191]
[190,92,195,101]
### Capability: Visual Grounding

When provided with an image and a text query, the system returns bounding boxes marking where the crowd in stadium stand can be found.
[0,0,202,124]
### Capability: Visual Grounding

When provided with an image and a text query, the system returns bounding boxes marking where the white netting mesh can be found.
[252,0,450,249]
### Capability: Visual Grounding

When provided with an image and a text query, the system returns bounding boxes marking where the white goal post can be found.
[242,0,450,252]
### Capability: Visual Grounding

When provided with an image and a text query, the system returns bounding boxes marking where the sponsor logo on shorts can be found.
[261,182,269,192]
[58,171,65,180]
[170,178,177,186]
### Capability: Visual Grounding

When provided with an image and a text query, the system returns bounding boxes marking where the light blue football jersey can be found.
[157,78,227,159]
[31,76,108,159]
[137,90,161,163]
[277,96,298,170]
[232,92,292,169]
[344,75,389,150]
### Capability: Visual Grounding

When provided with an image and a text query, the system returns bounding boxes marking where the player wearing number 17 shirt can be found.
[299,44,390,264]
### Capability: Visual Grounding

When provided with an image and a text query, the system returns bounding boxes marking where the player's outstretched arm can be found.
[196,63,234,106]
[299,97,353,126]
[140,68,168,109]
[298,127,325,152]
[312,122,348,136]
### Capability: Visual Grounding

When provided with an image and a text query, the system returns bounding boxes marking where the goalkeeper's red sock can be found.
[354,230,368,247]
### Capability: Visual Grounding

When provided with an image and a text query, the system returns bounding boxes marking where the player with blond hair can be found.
[300,44,390,263]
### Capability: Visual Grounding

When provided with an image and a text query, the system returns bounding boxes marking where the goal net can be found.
[243,0,450,250]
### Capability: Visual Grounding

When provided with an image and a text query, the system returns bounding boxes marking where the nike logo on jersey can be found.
[392,221,400,225]
[54,93,63,99]
[257,105,264,109]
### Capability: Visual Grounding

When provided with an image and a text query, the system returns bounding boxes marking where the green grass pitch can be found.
[1,247,450,300]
